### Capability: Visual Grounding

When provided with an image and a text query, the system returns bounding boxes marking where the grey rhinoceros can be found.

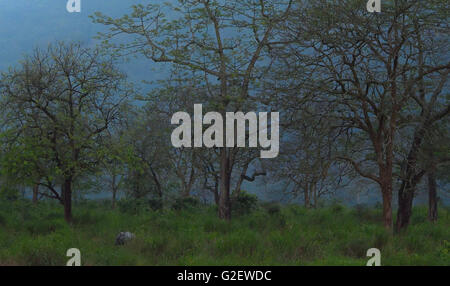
[115,232,136,246]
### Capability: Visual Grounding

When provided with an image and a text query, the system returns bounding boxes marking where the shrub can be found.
[354,204,369,216]
[261,202,281,216]
[373,231,390,249]
[117,199,149,215]
[73,209,106,226]
[247,211,271,231]
[285,204,306,216]
[340,237,372,258]
[17,232,70,266]
[353,204,379,222]
[0,213,6,226]
[215,229,260,257]
[171,197,200,211]
[203,217,230,234]
[331,203,344,213]
[374,202,383,209]
[24,219,66,236]
[439,240,450,261]
[148,198,164,211]
[231,191,258,216]
[0,187,20,201]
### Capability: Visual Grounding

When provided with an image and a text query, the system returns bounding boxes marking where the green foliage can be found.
[171,197,201,211]
[231,191,259,216]
[0,186,20,201]
[0,42,131,222]
[148,198,164,211]
[353,204,382,223]
[439,240,450,261]
[261,202,282,216]
[117,199,150,215]
[0,213,6,226]
[330,202,345,214]
[117,198,165,214]
[0,200,448,266]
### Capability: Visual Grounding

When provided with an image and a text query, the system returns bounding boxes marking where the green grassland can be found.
[0,199,448,266]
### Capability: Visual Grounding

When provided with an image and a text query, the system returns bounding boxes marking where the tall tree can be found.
[393,0,449,231]
[268,0,449,229]
[93,0,293,219]
[0,42,131,222]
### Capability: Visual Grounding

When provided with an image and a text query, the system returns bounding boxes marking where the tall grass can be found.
[0,200,448,266]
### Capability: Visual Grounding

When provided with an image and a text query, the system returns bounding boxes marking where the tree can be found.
[93,0,293,219]
[271,104,350,208]
[393,0,449,231]
[140,73,266,203]
[97,128,135,209]
[422,122,450,223]
[0,42,131,223]
[268,0,449,229]
[0,131,53,203]
[123,105,173,199]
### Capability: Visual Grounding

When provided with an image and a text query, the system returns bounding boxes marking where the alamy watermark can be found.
[64,247,380,266]
[66,248,81,266]
[367,0,381,13]
[66,0,81,13]
[170,104,279,159]
[65,1,379,14]
[366,248,381,266]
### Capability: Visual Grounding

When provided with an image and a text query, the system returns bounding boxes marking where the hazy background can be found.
[0,0,164,86]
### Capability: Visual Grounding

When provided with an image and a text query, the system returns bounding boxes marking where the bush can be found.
[16,231,71,266]
[148,198,164,211]
[353,204,380,222]
[0,213,6,226]
[231,191,258,216]
[203,217,231,234]
[171,197,200,211]
[439,240,450,261]
[373,231,390,249]
[0,187,20,201]
[24,219,66,236]
[117,199,149,215]
[261,202,281,216]
[73,209,106,226]
[340,237,372,258]
[331,203,344,213]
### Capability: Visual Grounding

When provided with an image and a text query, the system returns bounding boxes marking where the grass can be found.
[0,200,448,266]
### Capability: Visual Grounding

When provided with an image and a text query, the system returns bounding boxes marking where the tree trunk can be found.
[112,187,117,209]
[212,177,220,206]
[396,181,415,232]
[218,149,231,220]
[149,165,163,198]
[183,156,196,198]
[63,177,73,224]
[428,170,438,222]
[312,184,317,208]
[181,183,190,198]
[32,183,39,204]
[395,122,428,231]
[111,175,117,209]
[381,182,393,230]
[304,185,310,208]
[213,188,220,206]
[395,170,426,232]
